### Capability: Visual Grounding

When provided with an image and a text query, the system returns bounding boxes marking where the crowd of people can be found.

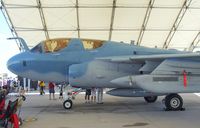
[38,81,100,103]
[0,78,19,94]
[2,78,101,104]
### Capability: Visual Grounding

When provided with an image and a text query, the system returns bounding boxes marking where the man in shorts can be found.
[48,82,55,100]
[85,89,91,103]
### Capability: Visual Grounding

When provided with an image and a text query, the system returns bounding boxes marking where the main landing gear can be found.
[144,94,185,111]
[163,93,185,111]
[144,96,157,103]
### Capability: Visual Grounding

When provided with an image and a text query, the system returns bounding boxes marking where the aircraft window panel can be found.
[82,39,104,50]
[31,38,105,53]
[44,38,70,53]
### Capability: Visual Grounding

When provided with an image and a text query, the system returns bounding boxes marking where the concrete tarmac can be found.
[12,93,200,128]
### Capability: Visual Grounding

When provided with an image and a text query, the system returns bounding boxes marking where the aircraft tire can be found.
[165,94,183,111]
[63,99,73,109]
[144,96,157,103]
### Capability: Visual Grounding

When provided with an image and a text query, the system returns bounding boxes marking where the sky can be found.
[0,11,19,77]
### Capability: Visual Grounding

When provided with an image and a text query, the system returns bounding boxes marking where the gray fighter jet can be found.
[7,37,200,110]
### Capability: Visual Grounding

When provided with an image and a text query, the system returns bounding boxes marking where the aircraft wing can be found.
[101,52,200,93]
[96,53,200,63]
[97,52,200,73]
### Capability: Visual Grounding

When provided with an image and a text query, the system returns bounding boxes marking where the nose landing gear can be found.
[62,85,82,109]
[63,99,73,109]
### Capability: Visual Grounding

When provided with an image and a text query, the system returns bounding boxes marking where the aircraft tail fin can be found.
[7,37,29,51]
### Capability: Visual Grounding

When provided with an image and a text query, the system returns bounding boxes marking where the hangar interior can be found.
[2,1,200,128]
[1,0,200,51]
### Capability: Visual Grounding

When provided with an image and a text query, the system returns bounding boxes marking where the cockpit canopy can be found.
[31,38,105,53]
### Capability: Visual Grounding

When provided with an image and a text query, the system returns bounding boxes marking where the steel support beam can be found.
[162,0,192,49]
[36,0,49,39]
[4,4,200,9]
[1,1,18,37]
[188,32,200,51]
[137,0,155,45]
[76,0,80,38]
[14,28,200,32]
[108,0,116,40]
[1,0,22,50]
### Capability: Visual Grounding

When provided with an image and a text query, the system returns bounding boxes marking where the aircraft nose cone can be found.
[7,55,22,74]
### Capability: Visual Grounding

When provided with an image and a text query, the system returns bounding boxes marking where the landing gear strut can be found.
[96,88,104,104]
[144,96,157,103]
[163,93,185,111]
[63,85,82,109]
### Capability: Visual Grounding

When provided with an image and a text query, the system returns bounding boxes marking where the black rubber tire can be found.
[63,100,73,109]
[144,96,158,103]
[165,94,183,111]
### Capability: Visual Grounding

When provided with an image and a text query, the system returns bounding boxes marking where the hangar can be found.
[1,0,200,51]
[2,0,200,128]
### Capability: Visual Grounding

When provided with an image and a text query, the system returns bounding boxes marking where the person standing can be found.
[85,89,91,103]
[48,82,55,100]
[39,81,45,95]
[91,87,96,102]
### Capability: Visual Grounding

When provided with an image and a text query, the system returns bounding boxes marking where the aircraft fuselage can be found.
[7,39,180,88]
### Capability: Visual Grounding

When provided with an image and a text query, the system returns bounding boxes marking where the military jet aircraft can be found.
[7,37,200,110]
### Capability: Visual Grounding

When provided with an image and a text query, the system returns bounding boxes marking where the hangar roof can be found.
[1,0,200,51]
